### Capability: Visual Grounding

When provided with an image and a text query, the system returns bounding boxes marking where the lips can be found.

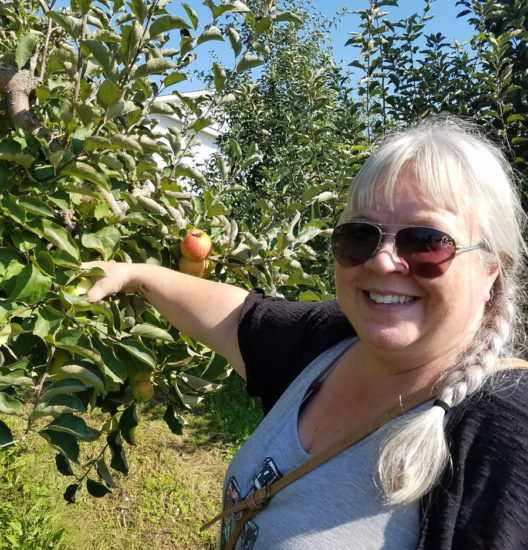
[368,291,416,304]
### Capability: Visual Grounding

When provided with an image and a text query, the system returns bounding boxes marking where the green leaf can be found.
[83,40,118,80]
[213,63,227,91]
[87,478,112,497]
[119,404,138,445]
[84,136,113,151]
[163,404,184,435]
[117,339,156,368]
[130,0,147,23]
[8,263,52,304]
[0,393,22,416]
[96,79,123,108]
[15,31,39,69]
[0,369,33,386]
[41,379,88,401]
[129,323,174,342]
[506,114,526,123]
[63,483,79,503]
[60,161,109,190]
[81,226,121,260]
[197,26,224,46]
[44,413,94,440]
[39,219,81,263]
[17,196,54,218]
[77,0,93,15]
[55,453,75,476]
[254,15,271,37]
[93,340,127,383]
[40,430,80,463]
[236,53,264,74]
[31,394,87,420]
[164,72,187,87]
[173,163,206,185]
[181,374,222,393]
[0,420,14,450]
[190,117,212,132]
[48,12,81,39]
[227,27,242,57]
[34,305,64,340]
[53,364,105,394]
[133,59,177,79]
[107,430,128,474]
[121,22,142,64]
[272,11,303,25]
[96,458,117,488]
[181,3,198,30]
[110,134,143,152]
[201,352,230,381]
[286,269,315,286]
[149,15,190,37]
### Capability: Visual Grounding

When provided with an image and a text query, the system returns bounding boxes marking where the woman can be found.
[86,118,528,549]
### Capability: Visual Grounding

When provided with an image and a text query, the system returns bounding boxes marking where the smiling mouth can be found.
[368,292,416,304]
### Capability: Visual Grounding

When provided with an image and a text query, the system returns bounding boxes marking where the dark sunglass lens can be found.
[332,223,381,266]
[396,227,456,277]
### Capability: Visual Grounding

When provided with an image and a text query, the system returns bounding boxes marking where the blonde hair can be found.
[343,117,526,505]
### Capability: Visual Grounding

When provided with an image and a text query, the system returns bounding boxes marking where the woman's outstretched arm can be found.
[84,261,249,377]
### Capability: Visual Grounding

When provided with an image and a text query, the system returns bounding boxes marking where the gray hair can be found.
[342,117,527,505]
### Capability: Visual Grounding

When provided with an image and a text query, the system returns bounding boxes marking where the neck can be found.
[346,340,461,395]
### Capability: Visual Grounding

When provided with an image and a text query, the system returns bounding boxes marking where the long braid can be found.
[378,282,517,506]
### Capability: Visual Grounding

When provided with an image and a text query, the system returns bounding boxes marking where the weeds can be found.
[0,374,263,549]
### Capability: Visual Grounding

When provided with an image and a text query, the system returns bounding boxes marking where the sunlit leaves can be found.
[236,53,264,73]
[15,31,40,69]
[149,15,190,37]
[197,26,224,45]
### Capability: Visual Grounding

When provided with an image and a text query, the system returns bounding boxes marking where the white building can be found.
[151,91,224,168]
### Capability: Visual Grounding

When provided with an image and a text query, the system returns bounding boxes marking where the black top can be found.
[238,289,528,549]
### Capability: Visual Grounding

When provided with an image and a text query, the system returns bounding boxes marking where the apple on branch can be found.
[178,228,212,277]
[180,228,212,260]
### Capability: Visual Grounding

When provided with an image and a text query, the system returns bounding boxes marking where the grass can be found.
[0,374,264,550]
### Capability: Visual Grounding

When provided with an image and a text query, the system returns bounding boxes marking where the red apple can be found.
[178,256,210,277]
[180,228,212,261]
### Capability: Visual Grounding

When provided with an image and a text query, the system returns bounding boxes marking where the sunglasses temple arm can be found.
[456,244,486,253]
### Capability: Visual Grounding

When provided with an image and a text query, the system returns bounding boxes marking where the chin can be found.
[359,325,421,351]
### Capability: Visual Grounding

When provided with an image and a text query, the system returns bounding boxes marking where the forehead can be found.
[347,165,481,238]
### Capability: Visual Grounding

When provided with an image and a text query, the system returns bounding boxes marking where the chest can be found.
[220,345,422,549]
[297,362,392,455]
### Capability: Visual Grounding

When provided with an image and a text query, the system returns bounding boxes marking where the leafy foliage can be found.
[0,0,332,501]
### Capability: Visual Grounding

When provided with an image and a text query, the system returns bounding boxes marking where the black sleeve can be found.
[237,288,355,414]
[418,370,528,549]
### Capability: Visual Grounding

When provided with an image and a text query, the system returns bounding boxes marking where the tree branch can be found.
[0,62,57,147]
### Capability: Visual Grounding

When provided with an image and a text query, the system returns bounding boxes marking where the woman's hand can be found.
[82,261,138,302]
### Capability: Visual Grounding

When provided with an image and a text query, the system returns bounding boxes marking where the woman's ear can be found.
[484,263,500,303]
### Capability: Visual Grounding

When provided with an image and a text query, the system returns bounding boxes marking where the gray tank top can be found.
[219,338,426,549]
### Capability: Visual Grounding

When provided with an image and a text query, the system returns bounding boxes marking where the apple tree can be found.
[0,0,345,502]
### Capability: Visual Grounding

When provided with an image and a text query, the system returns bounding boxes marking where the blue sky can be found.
[173,0,476,92]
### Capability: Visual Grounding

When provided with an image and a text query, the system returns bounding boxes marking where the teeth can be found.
[369,292,415,304]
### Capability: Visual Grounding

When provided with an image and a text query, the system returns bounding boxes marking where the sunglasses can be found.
[331,222,485,278]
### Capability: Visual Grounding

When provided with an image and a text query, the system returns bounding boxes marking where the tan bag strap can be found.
[204,358,528,550]
[497,357,528,370]
[201,383,438,549]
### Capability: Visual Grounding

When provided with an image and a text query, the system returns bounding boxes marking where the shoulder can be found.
[419,369,528,549]
[238,288,354,351]
[448,368,528,443]
[238,288,352,332]
[238,289,355,413]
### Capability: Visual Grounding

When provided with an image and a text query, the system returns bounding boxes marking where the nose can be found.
[364,233,410,275]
